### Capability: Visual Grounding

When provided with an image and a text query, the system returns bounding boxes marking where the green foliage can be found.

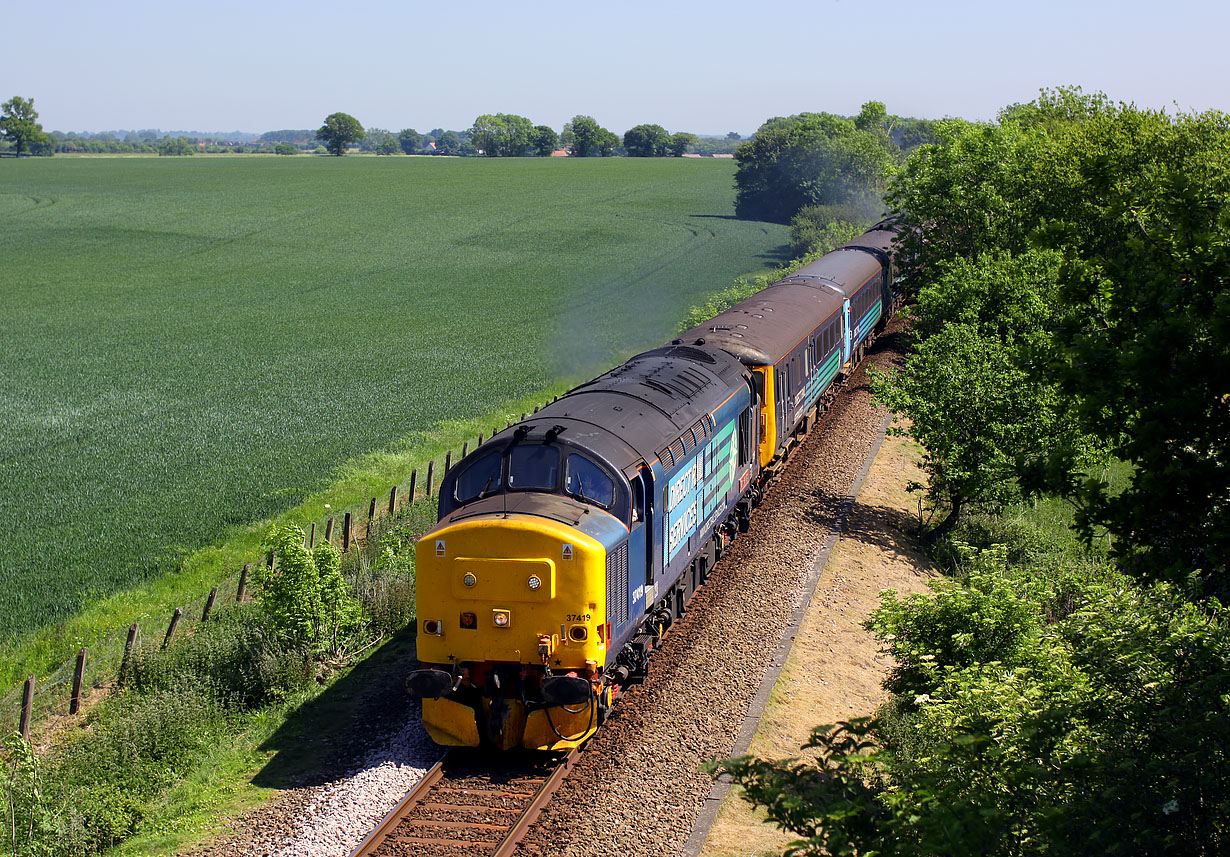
[868,544,1044,700]
[0,156,786,655]
[273,142,297,156]
[870,323,1061,537]
[47,686,231,855]
[562,115,617,156]
[397,127,422,154]
[531,125,557,156]
[667,131,697,157]
[469,113,536,157]
[1053,155,1230,590]
[254,526,360,654]
[316,112,364,155]
[128,605,312,709]
[734,104,899,223]
[2,733,53,857]
[888,87,1230,593]
[623,123,670,157]
[787,204,867,257]
[157,136,194,156]
[720,503,1230,855]
[1,96,51,157]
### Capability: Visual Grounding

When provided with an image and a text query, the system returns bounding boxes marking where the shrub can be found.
[128,605,313,709]
[254,526,362,655]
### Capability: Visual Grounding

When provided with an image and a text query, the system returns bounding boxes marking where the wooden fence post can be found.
[478,433,484,446]
[445,451,452,476]
[521,412,527,421]
[70,648,87,715]
[408,470,417,505]
[267,549,275,570]
[119,622,139,687]
[324,517,334,542]
[343,512,353,552]
[309,522,316,548]
[366,497,377,538]
[462,441,469,458]
[237,564,250,602]
[19,676,33,741]
[202,587,218,622]
[388,485,397,517]
[426,461,435,498]
[163,607,183,649]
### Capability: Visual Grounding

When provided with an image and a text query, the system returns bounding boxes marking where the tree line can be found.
[718,87,1229,856]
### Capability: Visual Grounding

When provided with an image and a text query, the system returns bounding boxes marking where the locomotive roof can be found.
[674,280,846,367]
[442,343,751,496]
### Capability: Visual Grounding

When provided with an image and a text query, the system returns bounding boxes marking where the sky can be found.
[7,0,1229,137]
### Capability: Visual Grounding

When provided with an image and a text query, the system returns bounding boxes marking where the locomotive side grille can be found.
[606,542,629,626]
[660,446,676,469]
[671,438,688,461]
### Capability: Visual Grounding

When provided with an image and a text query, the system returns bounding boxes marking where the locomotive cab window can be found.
[454,450,502,503]
[565,454,615,508]
[508,445,559,491]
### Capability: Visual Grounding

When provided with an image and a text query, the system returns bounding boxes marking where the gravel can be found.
[189,319,904,857]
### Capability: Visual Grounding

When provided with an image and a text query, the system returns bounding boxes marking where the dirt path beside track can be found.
[697,429,936,857]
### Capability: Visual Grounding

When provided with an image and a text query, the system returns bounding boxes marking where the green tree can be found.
[668,131,698,156]
[254,525,361,655]
[532,124,558,156]
[871,322,1061,540]
[316,112,364,156]
[157,136,195,156]
[398,127,422,154]
[562,115,617,157]
[734,111,896,222]
[1,96,51,157]
[469,113,535,156]
[274,142,297,155]
[623,123,670,156]
[433,130,460,155]
[374,132,399,155]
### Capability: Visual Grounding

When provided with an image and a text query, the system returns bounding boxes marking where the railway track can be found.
[349,748,579,857]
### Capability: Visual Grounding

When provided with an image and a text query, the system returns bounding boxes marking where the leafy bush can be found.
[46,686,230,855]
[128,605,312,709]
[788,205,868,257]
[254,526,361,655]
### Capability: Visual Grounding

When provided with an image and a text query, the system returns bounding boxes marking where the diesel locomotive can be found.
[406,220,900,750]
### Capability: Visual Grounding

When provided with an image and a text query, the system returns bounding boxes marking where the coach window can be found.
[565,454,615,508]
[508,445,559,491]
[454,450,502,503]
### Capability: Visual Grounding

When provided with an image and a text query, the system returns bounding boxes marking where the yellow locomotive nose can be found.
[413,513,611,750]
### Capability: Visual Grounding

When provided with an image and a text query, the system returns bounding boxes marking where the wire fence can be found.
[3,401,557,739]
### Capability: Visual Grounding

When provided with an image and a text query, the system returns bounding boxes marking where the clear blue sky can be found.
[8,0,1228,136]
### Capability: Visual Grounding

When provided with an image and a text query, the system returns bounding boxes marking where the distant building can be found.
[712,153,735,158]
[682,153,703,158]
[551,149,568,157]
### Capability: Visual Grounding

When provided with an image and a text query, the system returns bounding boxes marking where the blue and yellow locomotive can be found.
[406,221,899,750]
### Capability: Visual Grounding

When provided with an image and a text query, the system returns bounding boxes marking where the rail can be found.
[349,748,580,857]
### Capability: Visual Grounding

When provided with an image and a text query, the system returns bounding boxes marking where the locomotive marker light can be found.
[422,619,443,636]
[463,572,476,587]
[528,575,541,590]
[493,609,511,627]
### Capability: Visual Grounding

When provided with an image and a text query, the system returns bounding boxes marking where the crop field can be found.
[0,155,788,649]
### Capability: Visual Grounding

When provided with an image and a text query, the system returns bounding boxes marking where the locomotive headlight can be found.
[463,572,476,588]
[493,609,511,628]
[527,575,541,591]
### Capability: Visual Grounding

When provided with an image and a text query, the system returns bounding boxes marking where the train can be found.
[405,220,901,750]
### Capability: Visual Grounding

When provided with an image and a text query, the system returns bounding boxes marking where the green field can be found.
[0,155,788,652]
